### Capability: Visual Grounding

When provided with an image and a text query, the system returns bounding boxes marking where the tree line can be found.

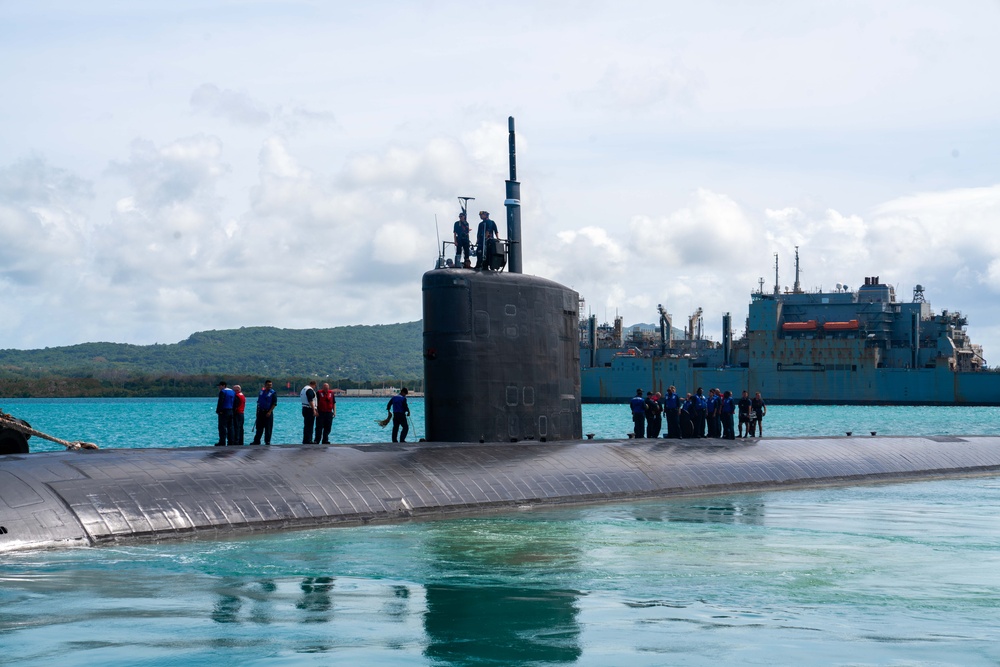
[0,322,424,398]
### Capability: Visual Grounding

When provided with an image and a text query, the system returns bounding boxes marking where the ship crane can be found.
[688,307,703,341]
[657,304,673,355]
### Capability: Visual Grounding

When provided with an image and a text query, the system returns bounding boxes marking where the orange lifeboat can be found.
[822,319,860,331]
[782,320,818,331]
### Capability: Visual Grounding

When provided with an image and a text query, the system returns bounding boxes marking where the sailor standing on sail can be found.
[475,210,499,270]
[453,212,471,268]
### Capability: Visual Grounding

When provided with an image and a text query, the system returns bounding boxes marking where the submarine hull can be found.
[4,435,1000,552]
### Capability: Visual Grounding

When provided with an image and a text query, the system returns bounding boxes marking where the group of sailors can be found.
[629,386,767,441]
[448,210,501,270]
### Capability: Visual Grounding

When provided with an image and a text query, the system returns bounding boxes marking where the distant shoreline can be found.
[0,375,424,400]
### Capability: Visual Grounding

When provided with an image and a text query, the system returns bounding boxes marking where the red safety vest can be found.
[317,389,336,413]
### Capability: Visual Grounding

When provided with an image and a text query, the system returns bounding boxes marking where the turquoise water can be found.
[6,397,1000,451]
[3,400,1000,665]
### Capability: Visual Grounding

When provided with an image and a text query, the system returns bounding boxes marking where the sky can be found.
[3,1,1000,363]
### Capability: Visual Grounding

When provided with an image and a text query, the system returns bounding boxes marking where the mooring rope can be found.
[0,411,99,450]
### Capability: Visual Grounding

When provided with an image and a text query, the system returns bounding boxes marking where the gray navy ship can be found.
[581,250,1000,405]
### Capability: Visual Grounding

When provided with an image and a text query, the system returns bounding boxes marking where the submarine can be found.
[3,117,1000,553]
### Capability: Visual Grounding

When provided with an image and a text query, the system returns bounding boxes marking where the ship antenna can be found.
[458,196,475,217]
[793,246,802,294]
[433,214,444,268]
[773,253,780,295]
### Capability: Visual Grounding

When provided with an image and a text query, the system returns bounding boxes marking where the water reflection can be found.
[381,584,412,621]
[422,519,584,664]
[424,585,581,665]
[211,578,277,624]
[633,496,767,526]
[296,576,334,622]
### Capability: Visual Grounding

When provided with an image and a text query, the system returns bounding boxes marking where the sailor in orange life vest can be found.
[386,388,411,443]
[232,384,246,446]
[314,382,337,444]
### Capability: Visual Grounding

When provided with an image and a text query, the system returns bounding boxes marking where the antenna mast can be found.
[504,116,522,274]
[793,246,802,294]
[434,214,443,267]
[457,196,475,217]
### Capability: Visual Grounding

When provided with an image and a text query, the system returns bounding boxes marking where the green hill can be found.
[0,322,423,397]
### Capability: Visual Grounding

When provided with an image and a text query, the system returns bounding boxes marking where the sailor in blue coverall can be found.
[629,389,646,438]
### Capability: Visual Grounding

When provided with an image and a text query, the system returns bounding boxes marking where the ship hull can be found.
[582,358,1000,405]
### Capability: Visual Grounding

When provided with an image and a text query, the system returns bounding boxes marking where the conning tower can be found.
[422,118,582,442]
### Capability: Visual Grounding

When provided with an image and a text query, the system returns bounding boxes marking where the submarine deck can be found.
[3,435,1000,552]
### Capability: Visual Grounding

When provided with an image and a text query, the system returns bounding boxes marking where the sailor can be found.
[453,212,471,268]
[387,388,411,443]
[752,392,767,437]
[232,384,246,446]
[663,386,682,438]
[250,380,277,445]
[652,391,663,438]
[314,382,336,444]
[693,388,707,438]
[721,390,736,439]
[738,390,752,438]
[475,210,499,270]
[706,389,720,438]
[300,381,318,444]
[644,391,662,438]
[214,381,236,446]
[714,388,725,438]
[680,393,695,438]
[656,391,667,436]
[629,389,646,438]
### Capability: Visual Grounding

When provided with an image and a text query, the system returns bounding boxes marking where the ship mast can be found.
[773,253,780,295]
[793,246,803,294]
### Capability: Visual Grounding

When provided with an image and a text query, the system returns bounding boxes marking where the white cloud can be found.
[372,221,428,265]
[577,54,702,112]
[2,0,1000,364]
[190,83,271,126]
[0,157,92,288]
